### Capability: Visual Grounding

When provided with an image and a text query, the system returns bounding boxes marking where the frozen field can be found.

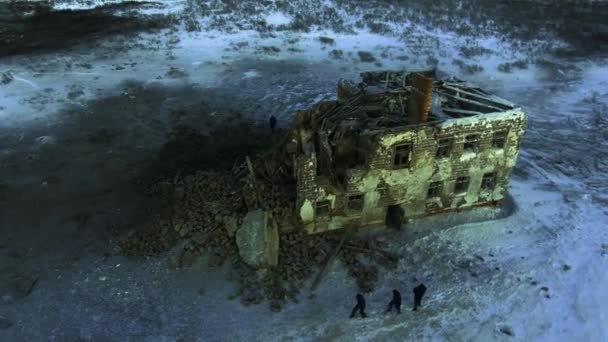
[1,1,607,341]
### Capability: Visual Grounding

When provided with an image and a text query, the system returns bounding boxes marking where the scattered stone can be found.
[1,71,14,85]
[497,324,514,337]
[67,88,85,100]
[191,231,207,245]
[166,66,188,78]
[540,286,549,292]
[357,51,376,63]
[531,280,538,286]
[498,60,528,73]
[0,316,13,330]
[175,246,200,268]
[426,56,439,67]
[0,270,39,301]
[319,36,335,45]
[562,264,571,271]
[329,49,344,60]
[259,46,281,54]
[459,45,493,58]
[453,58,484,74]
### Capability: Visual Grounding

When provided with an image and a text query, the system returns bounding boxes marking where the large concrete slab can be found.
[235,210,278,268]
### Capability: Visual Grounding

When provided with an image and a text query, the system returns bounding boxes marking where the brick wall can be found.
[295,110,527,233]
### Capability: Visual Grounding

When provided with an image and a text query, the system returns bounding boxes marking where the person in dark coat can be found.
[413,283,427,311]
[386,289,402,314]
[350,293,367,318]
[269,115,277,133]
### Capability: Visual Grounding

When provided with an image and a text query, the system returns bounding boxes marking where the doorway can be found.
[385,204,405,230]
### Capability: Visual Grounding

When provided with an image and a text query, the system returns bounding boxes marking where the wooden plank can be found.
[435,90,504,112]
[310,232,348,293]
[384,71,390,90]
[246,156,263,207]
[440,84,514,108]
[441,107,483,116]
[342,244,397,262]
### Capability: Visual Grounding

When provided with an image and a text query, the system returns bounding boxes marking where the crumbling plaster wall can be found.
[296,109,526,234]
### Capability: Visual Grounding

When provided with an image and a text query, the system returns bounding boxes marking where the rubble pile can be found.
[124,172,400,308]
[233,230,399,311]
[121,121,400,310]
[171,171,243,240]
[228,231,330,310]
[242,177,296,228]
[120,214,176,257]
[170,171,244,268]
[123,168,398,310]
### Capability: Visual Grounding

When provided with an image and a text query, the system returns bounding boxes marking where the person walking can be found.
[269,115,277,133]
[413,283,427,311]
[386,289,402,314]
[350,293,367,318]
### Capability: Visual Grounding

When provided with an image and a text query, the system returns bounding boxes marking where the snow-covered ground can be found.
[1,1,607,341]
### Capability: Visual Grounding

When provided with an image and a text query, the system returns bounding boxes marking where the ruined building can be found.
[279,70,527,234]
[233,69,526,268]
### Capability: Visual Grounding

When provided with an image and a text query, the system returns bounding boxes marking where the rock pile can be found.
[242,176,296,229]
[119,214,176,257]
[172,171,243,238]
[122,162,398,311]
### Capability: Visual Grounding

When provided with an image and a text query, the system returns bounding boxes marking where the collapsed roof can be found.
[281,69,519,186]
[325,69,516,131]
[236,69,520,190]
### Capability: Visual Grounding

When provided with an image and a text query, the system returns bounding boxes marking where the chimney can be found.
[407,73,433,124]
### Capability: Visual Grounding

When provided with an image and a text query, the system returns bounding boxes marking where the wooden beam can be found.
[441,107,484,116]
[440,84,514,108]
[246,156,263,207]
[384,71,390,90]
[342,244,397,262]
[435,90,505,112]
[398,93,406,116]
[310,232,348,293]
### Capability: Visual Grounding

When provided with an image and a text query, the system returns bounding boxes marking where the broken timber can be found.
[246,155,263,208]
[310,232,348,293]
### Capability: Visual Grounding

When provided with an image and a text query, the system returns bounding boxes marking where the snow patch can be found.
[34,135,56,146]
[264,12,292,26]
[242,70,260,79]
